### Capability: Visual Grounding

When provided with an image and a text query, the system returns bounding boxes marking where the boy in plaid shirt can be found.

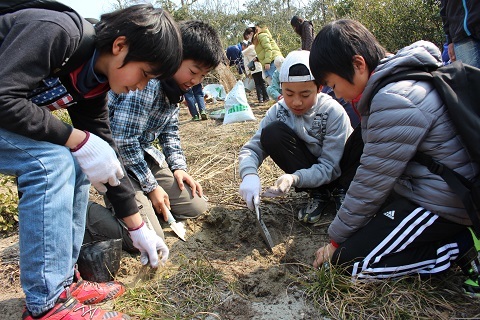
[85,20,224,246]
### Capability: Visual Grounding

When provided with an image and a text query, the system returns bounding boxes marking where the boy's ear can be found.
[317,84,323,93]
[112,36,128,56]
[352,55,367,73]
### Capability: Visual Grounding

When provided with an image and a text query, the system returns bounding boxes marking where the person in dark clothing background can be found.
[440,0,480,68]
[226,42,247,75]
[290,15,315,51]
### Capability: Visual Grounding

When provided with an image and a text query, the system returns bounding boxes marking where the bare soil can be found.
[1,88,478,319]
[0,90,330,319]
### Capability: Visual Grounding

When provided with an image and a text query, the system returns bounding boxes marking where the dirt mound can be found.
[0,92,330,319]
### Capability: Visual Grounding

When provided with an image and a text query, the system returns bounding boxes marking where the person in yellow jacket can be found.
[252,25,284,85]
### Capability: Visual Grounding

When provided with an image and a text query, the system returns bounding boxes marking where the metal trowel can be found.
[254,203,274,252]
[165,209,186,241]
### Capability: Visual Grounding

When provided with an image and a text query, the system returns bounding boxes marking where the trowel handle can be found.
[165,209,176,224]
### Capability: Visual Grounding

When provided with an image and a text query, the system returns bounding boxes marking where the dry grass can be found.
[293,263,480,319]
[110,90,480,319]
[1,71,479,319]
[115,255,229,319]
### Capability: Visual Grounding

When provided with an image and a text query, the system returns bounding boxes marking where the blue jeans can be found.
[0,128,90,316]
[184,84,206,117]
[263,62,277,81]
[454,37,480,69]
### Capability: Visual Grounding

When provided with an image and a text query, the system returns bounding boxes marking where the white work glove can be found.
[71,132,124,193]
[239,174,261,211]
[129,223,169,267]
[262,174,298,198]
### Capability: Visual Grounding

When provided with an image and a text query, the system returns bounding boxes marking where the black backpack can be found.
[0,0,96,76]
[370,61,480,237]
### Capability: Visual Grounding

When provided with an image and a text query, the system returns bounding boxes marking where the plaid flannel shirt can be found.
[108,79,187,193]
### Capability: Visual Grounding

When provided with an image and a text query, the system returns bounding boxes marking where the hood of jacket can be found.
[357,40,443,115]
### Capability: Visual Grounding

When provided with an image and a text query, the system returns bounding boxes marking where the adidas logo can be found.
[383,210,395,220]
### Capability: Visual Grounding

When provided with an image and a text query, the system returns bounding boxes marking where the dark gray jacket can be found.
[329,41,479,244]
[0,9,138,218]
[440,0,480,44]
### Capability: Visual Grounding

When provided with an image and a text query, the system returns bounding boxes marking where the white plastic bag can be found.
[223,81,255,125]
[203,84,227,101]
[209,109,225,120]
[243,77,255,92]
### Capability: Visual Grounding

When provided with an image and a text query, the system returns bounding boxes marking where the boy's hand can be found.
[239,174,261,210]
[71,132,124,193]
[128,222,169,267]
[263,174,298,197]
[148,186,171,222]
[173,169,203,198]
[313,243,336,269]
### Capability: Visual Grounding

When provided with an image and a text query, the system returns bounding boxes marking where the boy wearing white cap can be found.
[238,50,353,223]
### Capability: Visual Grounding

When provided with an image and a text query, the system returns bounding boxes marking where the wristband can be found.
[330,239,339,248]
[70,131,90,152]
[127,221,145,231]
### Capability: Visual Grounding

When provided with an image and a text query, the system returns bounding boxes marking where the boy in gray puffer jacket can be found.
[310,19,480,296]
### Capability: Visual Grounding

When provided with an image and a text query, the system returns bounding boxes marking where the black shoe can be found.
[298,190,330,224]
[332,188,346,212]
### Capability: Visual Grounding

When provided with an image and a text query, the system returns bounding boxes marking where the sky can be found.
[57,0,116,19]
[57,0,219,20]
[58,0,246,19]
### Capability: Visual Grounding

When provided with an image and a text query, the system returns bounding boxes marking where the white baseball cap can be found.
[279,50,315,83]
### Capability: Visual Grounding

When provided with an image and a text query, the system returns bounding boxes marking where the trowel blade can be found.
[254,203,274,252]
[166,209,186,241]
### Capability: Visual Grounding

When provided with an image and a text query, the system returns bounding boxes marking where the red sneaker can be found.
[22,291,130,319]
[70,270,126,305]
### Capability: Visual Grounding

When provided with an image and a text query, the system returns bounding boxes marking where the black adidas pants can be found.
[332,195,470,279]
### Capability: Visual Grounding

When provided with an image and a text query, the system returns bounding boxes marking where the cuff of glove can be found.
[70,131,90,152]
[128,221,145,231]
[330,239,339,248]
[291,174,300,186]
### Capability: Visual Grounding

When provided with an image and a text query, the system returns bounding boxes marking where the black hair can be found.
[309,19,386,84]
[290,16,303,36]
[243,27,254,40]
[179,20,224,69]
[95,4,182,79]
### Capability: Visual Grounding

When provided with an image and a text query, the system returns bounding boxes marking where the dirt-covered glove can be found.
[263,174,299,198]
[239,174,261,211]
[71,132,124,193]
[129,222,169,267]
